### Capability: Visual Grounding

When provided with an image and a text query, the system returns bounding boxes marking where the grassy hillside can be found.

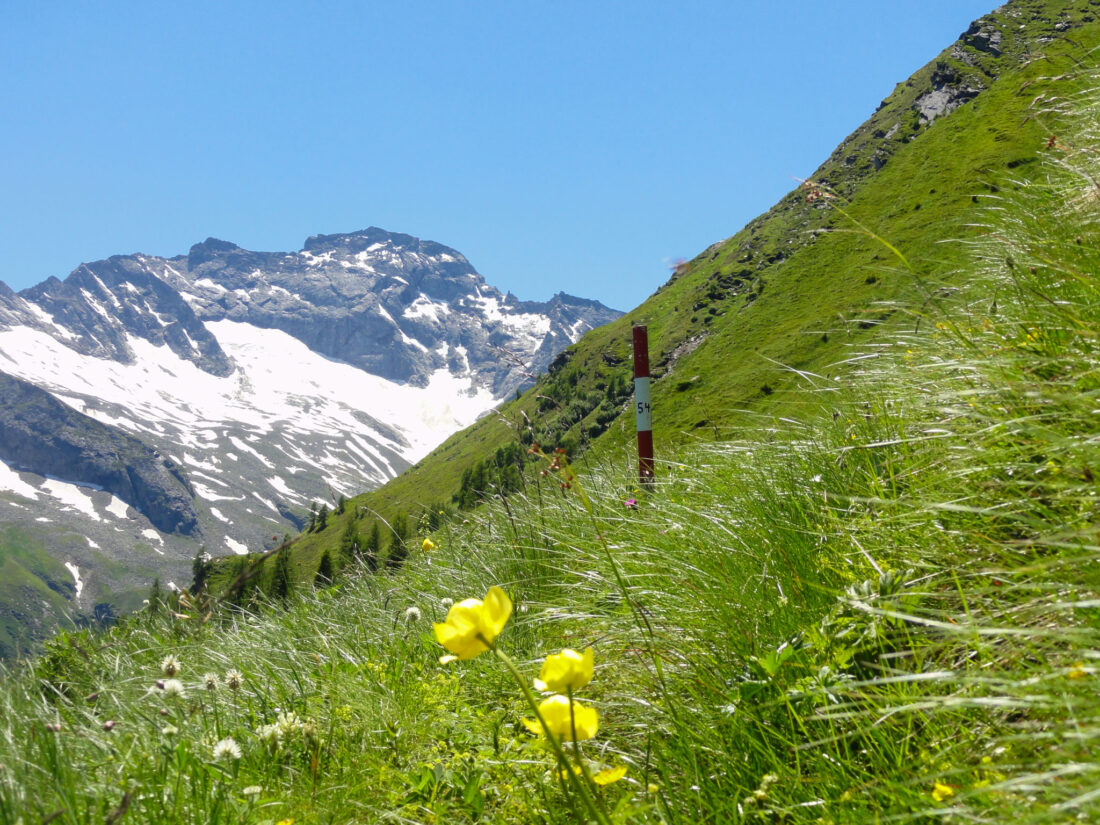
[1,70,1098,821]
[259,1,1100,584]
[358,3,1097,510]
[0,518,175,661]
[0,526,77,658]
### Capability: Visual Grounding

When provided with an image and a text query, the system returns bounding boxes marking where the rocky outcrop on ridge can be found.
[0,371,199,535]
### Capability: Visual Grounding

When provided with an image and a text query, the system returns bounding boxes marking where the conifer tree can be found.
[339,517,358,563]
[315,551,334,585]
[361,521,381,572]
[224,556,248,607]
[190,547,213,594]
[386,512,409,570]
[425,505,445,532]
[316,503,330,532]
[239,558,260,606]
[270,547,293,602]
[147,577,164,613]
[498,463,522,495]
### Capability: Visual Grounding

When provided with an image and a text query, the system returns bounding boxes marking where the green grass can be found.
[0,63,1098,822]
[0,525,82,659]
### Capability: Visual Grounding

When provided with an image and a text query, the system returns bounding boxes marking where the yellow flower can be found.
[433,586,512,662]
[931,781,955,802]
[1068,661,1089,679]
[559,764,583,780]
[560,763,627,785]
[522,694,598,741]
[593,765,627,786]
[534,648,594,692]
[422,538,435,552]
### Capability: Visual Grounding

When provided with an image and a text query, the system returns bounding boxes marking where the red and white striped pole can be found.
[632,324,655,485]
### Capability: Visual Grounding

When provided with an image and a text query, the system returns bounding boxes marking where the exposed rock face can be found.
[11,259,233,376]
[914,63,983,125]
[962,21,1003,56]
[806,6,1076,195]
[0,371,199,535]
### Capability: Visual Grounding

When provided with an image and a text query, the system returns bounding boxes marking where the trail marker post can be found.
[632,324,655,485]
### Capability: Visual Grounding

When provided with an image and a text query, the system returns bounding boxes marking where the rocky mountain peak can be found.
[303,226,434,255]
[0,225,620,647]
[11,255,234,377]
[187,237,244,268]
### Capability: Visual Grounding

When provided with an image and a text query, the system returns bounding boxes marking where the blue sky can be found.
[1,1,995,310]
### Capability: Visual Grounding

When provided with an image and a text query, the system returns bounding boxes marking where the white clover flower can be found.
[160,654,181,677]
[301,720,319,744]
[403,606,422,622]
[440,597,454,610]
[276,711,302,737]
[162,724,179,736]
[162,679,185,698]
[224,670,243,690]
[242,784,263,798]
[204,672,219,691]
[213,737,242,761]
[257,723,282,750]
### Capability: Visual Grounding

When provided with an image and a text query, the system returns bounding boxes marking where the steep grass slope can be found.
[349,1,1100,521]
[260,1,1100,584]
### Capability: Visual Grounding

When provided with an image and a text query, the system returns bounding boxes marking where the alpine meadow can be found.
[3,2,1100,823]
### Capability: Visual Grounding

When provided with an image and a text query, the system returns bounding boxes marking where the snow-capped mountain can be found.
[0,228,620,653]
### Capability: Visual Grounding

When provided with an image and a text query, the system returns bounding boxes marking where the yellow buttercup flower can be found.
[593,765,627,786]
[522,694,598,741]
[558,763,627,785]
[534,648,594,692]
[422,538,435,552]
[433,586,512,663]
[931,781,955,803]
